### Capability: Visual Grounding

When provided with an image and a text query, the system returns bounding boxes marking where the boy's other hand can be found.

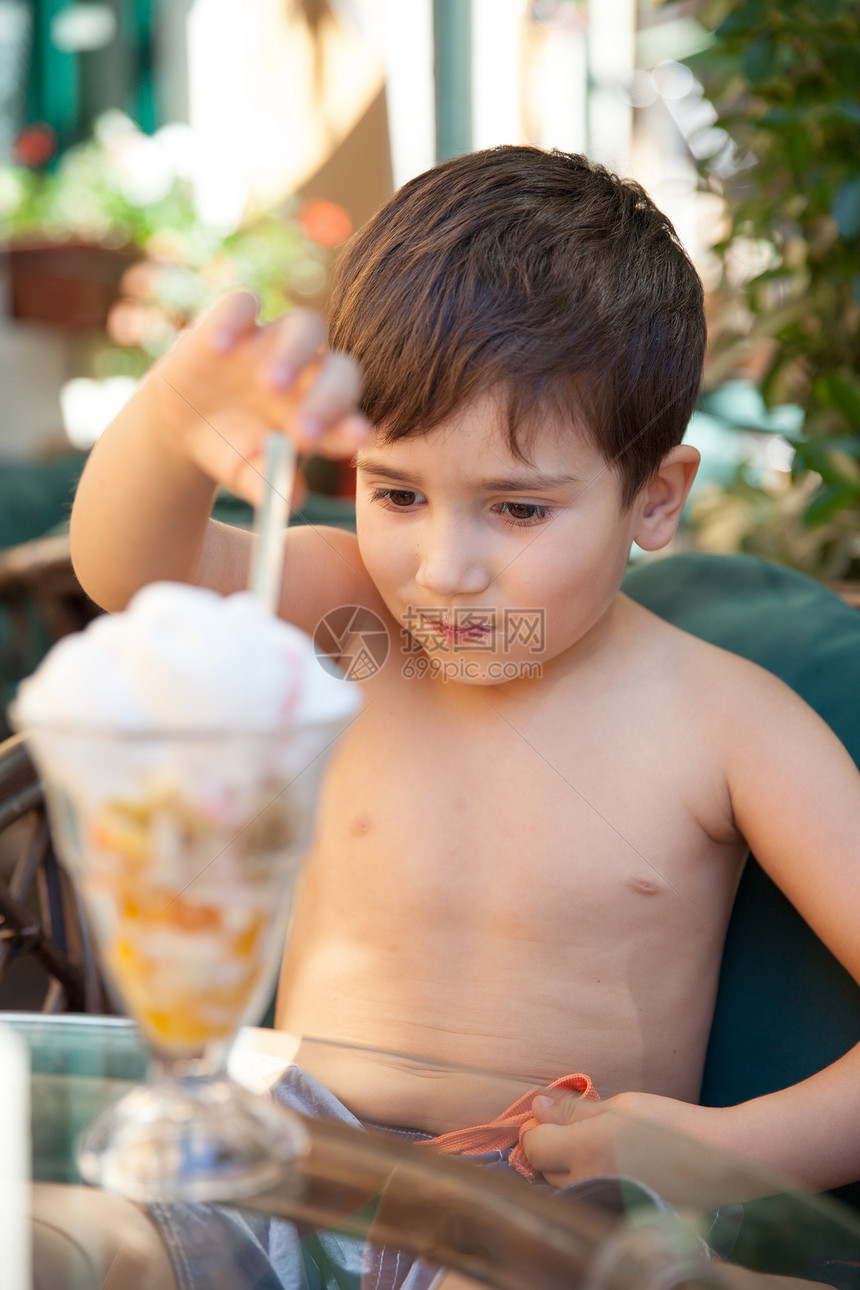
[149,290,372,505]
[523,1087,628,1189]
[522,1088,766,1208]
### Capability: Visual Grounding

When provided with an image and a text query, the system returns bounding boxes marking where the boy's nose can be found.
[415,522,491,600]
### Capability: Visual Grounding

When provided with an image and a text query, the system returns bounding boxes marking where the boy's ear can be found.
[632,445,700,552]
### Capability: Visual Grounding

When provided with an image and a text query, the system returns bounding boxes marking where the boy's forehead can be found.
[359,393,603,482]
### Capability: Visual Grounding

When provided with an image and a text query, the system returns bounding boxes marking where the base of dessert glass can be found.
[77,1072,309,1203]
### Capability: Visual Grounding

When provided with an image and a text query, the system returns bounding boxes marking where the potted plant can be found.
[0,112,341,351]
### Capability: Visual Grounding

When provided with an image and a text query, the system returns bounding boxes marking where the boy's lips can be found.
[425,616,494,644]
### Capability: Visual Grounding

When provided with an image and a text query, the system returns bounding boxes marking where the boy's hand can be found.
[148,291,372,505]
[522,1088,759,1207]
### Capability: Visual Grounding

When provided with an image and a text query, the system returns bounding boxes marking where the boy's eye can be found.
[497,501,551,527]
[369,489,550,526]
[370,486,420,509]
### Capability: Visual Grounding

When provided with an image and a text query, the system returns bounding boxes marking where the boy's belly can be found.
[280,992,706,1134]
[276,863,734,1133]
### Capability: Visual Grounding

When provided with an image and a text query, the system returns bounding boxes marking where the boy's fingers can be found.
[531,1091,592,1126]
[266,310,328,389]
[189,407,268,505]
[313,412,374,455]
[523,1113,615,1185]
[520,1123,573,1177]
[199,290,261,352]
[295,351,366,443]
[290,413,372,459]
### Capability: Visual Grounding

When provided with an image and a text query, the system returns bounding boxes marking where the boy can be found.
[70,146,860,1274]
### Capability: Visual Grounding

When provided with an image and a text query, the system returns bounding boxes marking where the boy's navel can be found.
[625,875,661,896]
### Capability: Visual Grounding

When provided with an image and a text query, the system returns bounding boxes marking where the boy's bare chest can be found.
[282,666,747,1104]
[313,672,743,931]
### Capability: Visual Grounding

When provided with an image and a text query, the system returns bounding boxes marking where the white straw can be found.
[251,432,296,615]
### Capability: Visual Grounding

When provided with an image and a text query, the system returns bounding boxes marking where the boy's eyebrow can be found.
[356,457,582,491]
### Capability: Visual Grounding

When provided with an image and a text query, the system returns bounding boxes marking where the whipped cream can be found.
[12,582,362,821]
[14,582,360,732]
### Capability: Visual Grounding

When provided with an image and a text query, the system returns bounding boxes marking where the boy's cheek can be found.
[355,532,408,608]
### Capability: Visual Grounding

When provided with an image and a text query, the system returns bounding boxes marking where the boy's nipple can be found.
[349,813,373,837]
[625,875,661,896]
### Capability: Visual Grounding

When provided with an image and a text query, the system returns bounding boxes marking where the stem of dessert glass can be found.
[149,1041,230,1082]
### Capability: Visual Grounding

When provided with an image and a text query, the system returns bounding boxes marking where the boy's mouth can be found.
[425,616,494,645]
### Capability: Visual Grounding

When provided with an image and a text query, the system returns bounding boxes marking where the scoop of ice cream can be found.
[14,582,360,733]
[12,582,361,815]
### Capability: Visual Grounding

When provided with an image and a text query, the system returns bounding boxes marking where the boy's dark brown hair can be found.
[328,145,705,507]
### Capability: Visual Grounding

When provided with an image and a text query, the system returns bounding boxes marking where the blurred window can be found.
[19,0,158,157]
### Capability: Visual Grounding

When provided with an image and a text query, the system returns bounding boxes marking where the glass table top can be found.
[6,1011,860,1290]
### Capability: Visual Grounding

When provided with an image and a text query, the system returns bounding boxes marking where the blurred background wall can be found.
[0,0,714,458]
[0,1,858,581]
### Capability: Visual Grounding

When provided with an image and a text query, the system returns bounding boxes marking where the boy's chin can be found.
[418,652,544,688]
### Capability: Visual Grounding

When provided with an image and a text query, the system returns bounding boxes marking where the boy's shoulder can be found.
[199,520,387,636]
[619,593,808,719]
[279,523,391,637]
[616,595,851,838]
[619,595,856,819]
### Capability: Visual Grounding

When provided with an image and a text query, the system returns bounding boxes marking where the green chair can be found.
[623,551,860,1216]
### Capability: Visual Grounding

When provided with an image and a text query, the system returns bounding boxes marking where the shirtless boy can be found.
[70,146,860,1245]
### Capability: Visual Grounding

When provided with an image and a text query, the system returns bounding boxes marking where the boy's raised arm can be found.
[70,293,370,613]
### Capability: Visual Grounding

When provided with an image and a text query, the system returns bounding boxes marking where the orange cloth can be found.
[420,1072,599,1180]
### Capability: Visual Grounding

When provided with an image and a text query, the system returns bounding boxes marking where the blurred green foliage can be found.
[684,0,860,578]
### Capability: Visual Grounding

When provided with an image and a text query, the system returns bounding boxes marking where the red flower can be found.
[298,199,352,248]
[13,123,57,169]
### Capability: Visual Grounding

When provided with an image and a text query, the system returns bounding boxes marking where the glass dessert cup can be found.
[20,720,346,1204]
